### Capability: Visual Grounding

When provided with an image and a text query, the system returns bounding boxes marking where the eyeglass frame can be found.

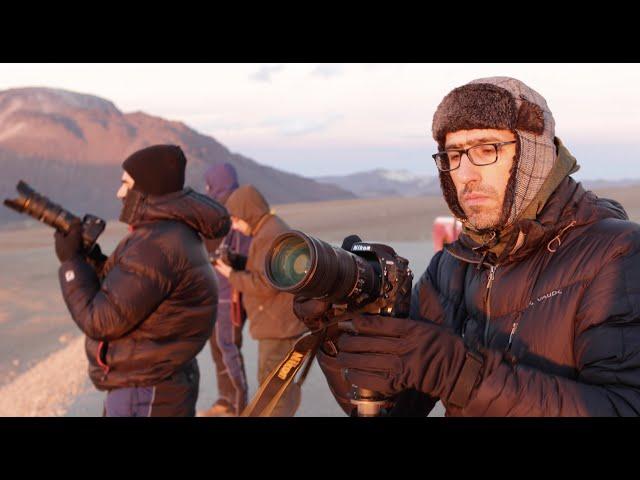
[432,140,517,172]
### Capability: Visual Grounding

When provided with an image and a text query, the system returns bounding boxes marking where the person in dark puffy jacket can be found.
[54,145,230,417]
[214,184,307,416]
[197,163,251,417]
[297,77,640,416]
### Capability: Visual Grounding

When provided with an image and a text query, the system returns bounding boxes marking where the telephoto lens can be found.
[265,230,380,308]
[4,180,106,252]
[3,180,80,233]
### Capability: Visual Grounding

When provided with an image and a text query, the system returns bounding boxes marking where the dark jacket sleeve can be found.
[454,233,640,416]
[85,243,109,279]
[204,236,224,256]
[403,250,445,416]
[58,240,174,342]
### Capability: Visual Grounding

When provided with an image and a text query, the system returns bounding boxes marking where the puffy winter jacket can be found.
[58,188,230,390]
[319,173,640,416]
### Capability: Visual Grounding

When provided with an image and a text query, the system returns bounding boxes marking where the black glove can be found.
[85,242,108,274]
[54,222,85,263]
[336,313,487,406]
[293,296,342,356]
[293,296,333,331]
[86,242,107,263]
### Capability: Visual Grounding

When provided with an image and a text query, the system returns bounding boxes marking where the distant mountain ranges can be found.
[0,87,354,226]
[315,169,441,198]
[315,170,640,199]
[1,87,638,228]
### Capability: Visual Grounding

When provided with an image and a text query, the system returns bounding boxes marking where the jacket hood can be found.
[131,188,231,239]
[225,184,271,231]
[204,162,239,204]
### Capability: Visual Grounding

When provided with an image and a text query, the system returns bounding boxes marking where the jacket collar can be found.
[446,141,627,267]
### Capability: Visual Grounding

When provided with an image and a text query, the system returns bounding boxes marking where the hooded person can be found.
[213,184,307,417]
[298,77,640,416]
[54,144,230,417]
[197,163,252,417]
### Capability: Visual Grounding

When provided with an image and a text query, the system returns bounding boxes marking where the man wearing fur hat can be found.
[299,77,640,416]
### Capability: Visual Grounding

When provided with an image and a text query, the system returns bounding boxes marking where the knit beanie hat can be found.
[122,145,187,196]
[432,77,557,229]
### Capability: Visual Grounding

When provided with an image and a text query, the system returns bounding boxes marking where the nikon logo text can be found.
[278,352,304,380]
[352,245,371,252]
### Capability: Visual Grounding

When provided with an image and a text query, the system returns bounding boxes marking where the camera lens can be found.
[265,231,380,306]
[3,181,79,232]
[268,234,312,289]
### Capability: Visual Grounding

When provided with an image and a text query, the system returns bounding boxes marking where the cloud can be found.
[310,64,344,78]
[250,65,285,83]
[262,114,344,136]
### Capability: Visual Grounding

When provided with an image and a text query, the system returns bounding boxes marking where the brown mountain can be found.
[0,87,355,225]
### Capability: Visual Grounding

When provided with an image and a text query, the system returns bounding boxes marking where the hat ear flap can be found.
[516,99,545,135]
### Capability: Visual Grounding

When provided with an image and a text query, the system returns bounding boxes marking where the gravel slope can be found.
[0,335,89,416]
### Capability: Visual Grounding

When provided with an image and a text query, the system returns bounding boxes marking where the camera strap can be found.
[241,330,324,417]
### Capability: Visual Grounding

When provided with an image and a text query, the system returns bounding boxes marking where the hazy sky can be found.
[0,63,638,180]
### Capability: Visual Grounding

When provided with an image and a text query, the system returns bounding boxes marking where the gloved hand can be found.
[85,242,108,274]
[54,222,84,263]
[293,296,333,331]
[86,242,107,264]
[293,296,342,356]
[336,313,484,405]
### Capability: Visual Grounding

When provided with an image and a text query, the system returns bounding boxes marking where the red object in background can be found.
[432,216,463,252]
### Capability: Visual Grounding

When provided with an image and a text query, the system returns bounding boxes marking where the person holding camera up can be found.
[214,184,307,417]
[197,163,251,417]
[54,145,230,417]
[298,77,640,416]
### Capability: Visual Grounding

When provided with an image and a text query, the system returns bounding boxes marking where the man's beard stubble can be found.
[458,183,502,230]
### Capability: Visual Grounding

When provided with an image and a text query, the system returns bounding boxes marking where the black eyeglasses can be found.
[432,141,517,172]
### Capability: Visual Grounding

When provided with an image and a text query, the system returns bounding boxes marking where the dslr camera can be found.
[265,230,413,316]
[3,180,106,253]
[264,230,413,416]
[209,242,247,271]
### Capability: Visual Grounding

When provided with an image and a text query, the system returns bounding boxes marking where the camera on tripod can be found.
[264,230,414,416]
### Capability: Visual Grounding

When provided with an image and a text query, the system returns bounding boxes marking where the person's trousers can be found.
[258,337,302,417]
[103,360,200,417]
[209,300,248,415]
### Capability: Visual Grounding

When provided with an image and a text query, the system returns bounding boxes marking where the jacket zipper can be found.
[445,248,498,345]
[507,321,519,351]
[483,265,497,346]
